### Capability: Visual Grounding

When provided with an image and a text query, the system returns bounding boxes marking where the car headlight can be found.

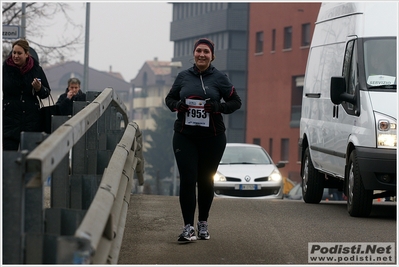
[269,169,282,181]
[375,112,397,149]
[213,171,226,182]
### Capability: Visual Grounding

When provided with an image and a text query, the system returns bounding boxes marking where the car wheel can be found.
[347,150,373,217]
[302,147,324,203]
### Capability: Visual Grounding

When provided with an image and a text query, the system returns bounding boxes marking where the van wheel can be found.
[347,150,373,217]
[302,148,324,203]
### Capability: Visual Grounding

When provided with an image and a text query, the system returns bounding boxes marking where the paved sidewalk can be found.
[117,194,288,265]
[118,194,200,264]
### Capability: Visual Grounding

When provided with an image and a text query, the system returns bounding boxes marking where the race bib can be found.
[185,99,209,127]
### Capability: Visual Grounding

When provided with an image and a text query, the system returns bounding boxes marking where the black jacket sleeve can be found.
[165,72,184,112]
[219,88,242,114]
[217,72,242,114]
[34,65,51,99]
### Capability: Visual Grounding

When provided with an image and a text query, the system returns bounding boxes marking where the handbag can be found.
[39,94,60,134]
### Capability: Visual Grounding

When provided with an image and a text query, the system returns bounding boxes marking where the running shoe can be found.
[197,221,210,240]
[178,224,197,242]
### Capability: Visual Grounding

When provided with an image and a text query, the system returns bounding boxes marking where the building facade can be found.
[129,58,178,195]
[169,2,249,142]
[246,3,321,183]
[130,57,174,130]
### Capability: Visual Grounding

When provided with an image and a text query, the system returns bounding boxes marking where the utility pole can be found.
[20,2,39,62]
[21,3,26,39]
[83,2,90,92]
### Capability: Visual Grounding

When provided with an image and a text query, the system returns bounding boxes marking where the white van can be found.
[299,2,397,217]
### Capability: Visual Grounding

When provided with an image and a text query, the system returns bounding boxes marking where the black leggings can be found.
[173,131,226,226]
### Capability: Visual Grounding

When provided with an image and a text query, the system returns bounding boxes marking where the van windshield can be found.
[364,38,397,89]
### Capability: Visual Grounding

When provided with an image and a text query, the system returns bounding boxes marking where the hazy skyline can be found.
[31,2,174,82]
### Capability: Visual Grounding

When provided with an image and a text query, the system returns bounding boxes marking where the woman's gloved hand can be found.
[176,101,189,113]
[204,100,222,113]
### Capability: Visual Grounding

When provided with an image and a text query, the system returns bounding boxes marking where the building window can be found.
[290,76,304,128]
[255,31,264,53]
[229,110,244,129]
[283,26,292,50]
[206,3,211,12]
[269,138,273,158]
[189,4,194,16]
[271,29,276,52]
[184,4,189,19]
[253,138,261,146]
[180,4,184,19]
[301,23,311,47]
[222,32,229,49]
[281,138,289,162]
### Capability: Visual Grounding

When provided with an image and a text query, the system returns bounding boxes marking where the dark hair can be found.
[12,39,30,53]
[193,38,215,61]
[68,78,81,86]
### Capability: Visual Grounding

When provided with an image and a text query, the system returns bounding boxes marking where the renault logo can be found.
[244,175,251,182]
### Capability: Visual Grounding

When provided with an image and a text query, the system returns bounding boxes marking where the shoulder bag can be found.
[39,94,61,134]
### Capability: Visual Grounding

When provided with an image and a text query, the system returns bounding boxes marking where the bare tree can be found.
[2,2,84,65]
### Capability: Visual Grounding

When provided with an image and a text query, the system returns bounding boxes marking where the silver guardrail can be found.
[2,88,144,264]
[73,121,144,264]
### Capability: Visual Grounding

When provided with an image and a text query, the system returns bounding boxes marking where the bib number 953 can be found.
[187,108,207,119]
[185,99,209,127]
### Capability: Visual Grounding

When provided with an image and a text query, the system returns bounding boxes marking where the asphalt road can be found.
[118,194,396,265]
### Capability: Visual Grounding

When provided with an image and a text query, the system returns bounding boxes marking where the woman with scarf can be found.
[2,39,51,150]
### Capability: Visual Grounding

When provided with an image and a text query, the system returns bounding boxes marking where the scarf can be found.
[6,55,34,75]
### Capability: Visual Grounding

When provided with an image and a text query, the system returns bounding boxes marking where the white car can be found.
[214,143,285,199]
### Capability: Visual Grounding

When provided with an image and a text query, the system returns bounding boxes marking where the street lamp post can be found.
[21,3,26,39]
[83,3,90,93]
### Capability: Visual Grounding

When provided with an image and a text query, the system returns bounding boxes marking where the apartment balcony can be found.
[133,96,164,109]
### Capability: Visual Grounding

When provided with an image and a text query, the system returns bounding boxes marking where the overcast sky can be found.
[32,1,174,82]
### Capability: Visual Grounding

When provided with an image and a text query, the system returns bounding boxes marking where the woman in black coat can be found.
[2,39,51,150]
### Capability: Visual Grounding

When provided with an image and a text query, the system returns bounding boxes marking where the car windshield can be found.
[220,146,273,164]
[364,38,397,89]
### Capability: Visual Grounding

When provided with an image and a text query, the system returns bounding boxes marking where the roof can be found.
[131,58,174,87]
[146,59,172,76]
[43,61,131,95]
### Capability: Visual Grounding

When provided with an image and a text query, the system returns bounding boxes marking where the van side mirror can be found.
[330,76,356,105]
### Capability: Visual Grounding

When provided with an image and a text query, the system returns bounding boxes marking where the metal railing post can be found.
[51,115,71,208]
[2,150,28,264]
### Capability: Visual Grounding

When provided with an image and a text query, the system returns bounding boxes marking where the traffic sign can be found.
[3,25,20,39]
